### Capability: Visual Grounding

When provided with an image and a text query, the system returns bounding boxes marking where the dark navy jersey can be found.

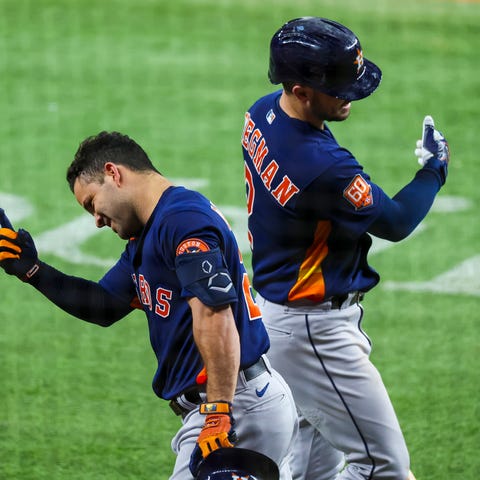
[242,90,386,304]
[99,186,269,400]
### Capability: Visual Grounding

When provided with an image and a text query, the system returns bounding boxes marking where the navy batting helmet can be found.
[196,448,279,480]
[268,17,382,101]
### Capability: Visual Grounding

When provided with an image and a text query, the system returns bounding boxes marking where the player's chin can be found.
[115,223,142,240]
[338,102,351,119]
[116,230,131,240]
[111,225,127,239]
[327,105,351,122]
[329,112,350,122]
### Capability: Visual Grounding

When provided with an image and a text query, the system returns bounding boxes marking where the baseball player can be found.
[0,131,298,479]
[241,17,449,480]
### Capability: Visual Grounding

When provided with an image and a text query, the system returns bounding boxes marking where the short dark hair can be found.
[282,82,296,93]
[66,131,160,192]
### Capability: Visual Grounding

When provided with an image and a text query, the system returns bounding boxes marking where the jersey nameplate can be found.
[242,111,300,207]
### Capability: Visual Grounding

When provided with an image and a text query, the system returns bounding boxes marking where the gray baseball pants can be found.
[255,295,410,480]
[170,355,298,479]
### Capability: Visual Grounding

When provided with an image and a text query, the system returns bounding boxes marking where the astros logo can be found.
[176,238,210,255]
[353,48,364,75]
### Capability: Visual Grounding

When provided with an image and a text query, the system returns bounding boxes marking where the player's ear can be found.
[291,84,313,104]
[104,162,122,186]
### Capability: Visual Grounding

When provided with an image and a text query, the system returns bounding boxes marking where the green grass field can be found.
[0,0,479,478]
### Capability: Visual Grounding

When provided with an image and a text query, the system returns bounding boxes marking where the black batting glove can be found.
[0,208,39,281]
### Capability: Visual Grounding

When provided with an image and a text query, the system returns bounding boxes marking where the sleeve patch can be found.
[343,174,373,210]
[176,238,210,256]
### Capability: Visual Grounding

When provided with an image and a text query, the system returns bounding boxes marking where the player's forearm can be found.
[369,167,441,241]
[190,298,240,402]
[27,260,131,326]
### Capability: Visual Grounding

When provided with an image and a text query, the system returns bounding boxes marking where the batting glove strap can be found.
[199,401,232,415]
[0,228,39,281]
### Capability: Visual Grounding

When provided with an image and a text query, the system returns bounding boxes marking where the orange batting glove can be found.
[0,209,39,281]
[189,401,237,477]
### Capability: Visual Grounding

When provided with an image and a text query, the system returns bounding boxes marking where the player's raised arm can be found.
[0,208,132,326]
[368,115,450,241]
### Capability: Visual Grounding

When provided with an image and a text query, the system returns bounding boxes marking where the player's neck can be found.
[134,173,174,225]
[279,91,325,130]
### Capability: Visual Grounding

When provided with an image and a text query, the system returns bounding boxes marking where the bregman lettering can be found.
[242,112,299,207]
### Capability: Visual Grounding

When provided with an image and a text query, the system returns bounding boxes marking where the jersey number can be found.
[242,272,262,321]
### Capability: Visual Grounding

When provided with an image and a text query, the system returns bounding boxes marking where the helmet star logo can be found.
[353,48,364,74]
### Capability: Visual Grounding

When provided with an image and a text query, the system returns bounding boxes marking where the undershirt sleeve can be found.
[368,167,442,241]
[27,260,134,326]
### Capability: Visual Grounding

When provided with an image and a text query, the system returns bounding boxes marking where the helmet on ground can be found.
[268,16,382,101]
[196,448,279,480]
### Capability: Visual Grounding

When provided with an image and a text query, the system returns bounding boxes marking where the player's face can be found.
[309,90,352,123]
[74,175,142,239]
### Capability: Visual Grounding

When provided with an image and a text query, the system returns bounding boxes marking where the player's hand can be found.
[414,115,449,185]
[415,115,450,165]
[0,208,39,281]
[189,401,237,477]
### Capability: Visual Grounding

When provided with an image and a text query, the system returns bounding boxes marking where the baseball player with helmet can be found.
[241,17,448,480]
[0,131,298,479]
